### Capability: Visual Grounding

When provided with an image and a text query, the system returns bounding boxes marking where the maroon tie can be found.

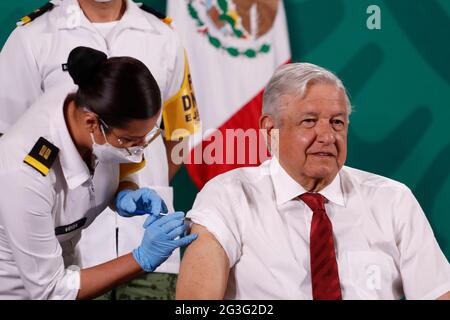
[299,192,342,300]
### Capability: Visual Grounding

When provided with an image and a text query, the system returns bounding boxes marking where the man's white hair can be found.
[262,62,352,117]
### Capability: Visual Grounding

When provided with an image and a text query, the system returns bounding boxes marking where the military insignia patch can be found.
[17,2,55,26]
[139,4,173,25]
[24,137,59,176]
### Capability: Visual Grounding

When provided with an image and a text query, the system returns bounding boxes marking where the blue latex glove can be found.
[133,211,198,272]
[115,188,168,217]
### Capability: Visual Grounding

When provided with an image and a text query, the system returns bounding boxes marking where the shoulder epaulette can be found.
[139,3,173,25]
[17,1,55,27]
[23,137,59,176]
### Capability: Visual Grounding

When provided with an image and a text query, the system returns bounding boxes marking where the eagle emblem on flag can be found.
[187,0,280,58]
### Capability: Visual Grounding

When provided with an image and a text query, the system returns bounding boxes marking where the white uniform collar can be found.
[50,94,91,190]
[270,156,345,207]
[56,0,160,33]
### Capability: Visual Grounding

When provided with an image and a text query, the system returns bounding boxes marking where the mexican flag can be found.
[168,0,291,189]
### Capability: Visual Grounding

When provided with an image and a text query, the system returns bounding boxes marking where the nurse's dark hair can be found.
[67,46,161,129]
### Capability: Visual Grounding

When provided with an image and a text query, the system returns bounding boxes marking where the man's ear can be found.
[259,114,277,153]
[259,114,275,136]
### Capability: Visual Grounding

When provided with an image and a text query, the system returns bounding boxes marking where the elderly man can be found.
[176,63,450,300]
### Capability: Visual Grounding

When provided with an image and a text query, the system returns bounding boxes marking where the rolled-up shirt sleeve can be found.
[0,170,79,300]
[186,178,243,267]
[394,187,450,300]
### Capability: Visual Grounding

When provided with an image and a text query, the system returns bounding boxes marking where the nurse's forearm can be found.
[109,181,139,210]
[116,181,139,194]
[77,253,144,300]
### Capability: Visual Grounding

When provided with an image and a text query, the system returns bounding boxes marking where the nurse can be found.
[0,0,200,298]
[0,46,197,300]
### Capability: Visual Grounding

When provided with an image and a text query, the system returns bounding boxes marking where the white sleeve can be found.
[0,27,43,133]
[0,170,79,300]
[162,32,185,103]
[186,179,242,267]
[394,187,450,300]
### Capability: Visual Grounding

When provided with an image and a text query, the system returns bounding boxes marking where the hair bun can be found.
[67,46,107,86]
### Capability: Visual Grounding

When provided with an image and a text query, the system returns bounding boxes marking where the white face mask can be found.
[90,126,144,163]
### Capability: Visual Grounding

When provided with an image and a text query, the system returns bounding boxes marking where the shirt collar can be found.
[50,94,91,190]
[319,171,345,207]
[120,0,161,32]
[270,157,345,207]
[57,0,159,33]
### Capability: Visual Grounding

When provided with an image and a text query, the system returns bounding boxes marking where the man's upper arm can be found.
[437,292,450,300]
[176,224,230,299]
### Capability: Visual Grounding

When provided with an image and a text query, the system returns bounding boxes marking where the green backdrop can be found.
[1,0,449,261]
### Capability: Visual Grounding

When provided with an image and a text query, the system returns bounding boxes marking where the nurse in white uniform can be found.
[0,46,197,300]
[0,0,200,297]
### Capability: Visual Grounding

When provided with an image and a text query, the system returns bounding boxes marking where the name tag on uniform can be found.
[55,217,87,235]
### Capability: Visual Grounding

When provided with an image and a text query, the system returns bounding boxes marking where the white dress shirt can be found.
[187,157,450,300]
[0,91,129,299]
[0,0,185,273]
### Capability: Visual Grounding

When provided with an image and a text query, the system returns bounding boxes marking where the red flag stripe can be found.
[186,59,291,190]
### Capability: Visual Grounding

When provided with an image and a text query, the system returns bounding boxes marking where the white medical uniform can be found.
[0,0,185,272]
[187,157,450,299]
[0,91,139,299]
